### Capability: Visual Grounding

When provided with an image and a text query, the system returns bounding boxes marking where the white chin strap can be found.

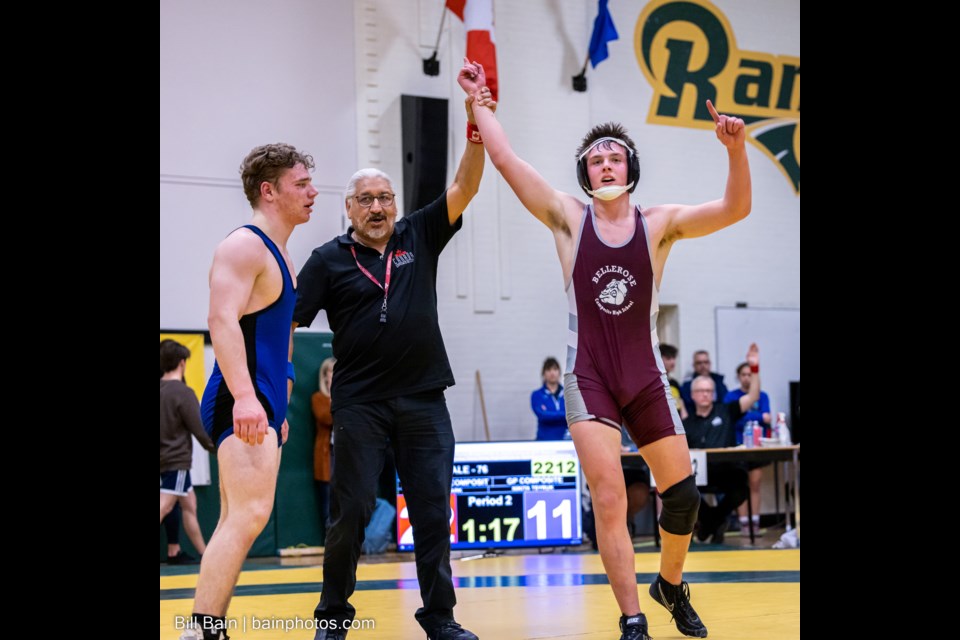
[587,182,634,201]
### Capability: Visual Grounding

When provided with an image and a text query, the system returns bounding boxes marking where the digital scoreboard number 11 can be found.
[397,441,584,551]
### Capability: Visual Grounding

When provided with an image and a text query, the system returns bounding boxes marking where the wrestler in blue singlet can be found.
[200,225,296,448]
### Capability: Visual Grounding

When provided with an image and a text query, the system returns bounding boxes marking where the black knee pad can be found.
[658,475,700,535]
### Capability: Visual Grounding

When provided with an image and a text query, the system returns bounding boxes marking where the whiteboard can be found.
[715,307,800,422]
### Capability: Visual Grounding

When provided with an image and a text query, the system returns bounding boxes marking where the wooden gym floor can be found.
[160,532,800,639]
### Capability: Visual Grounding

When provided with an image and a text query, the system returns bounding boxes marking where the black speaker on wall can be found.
[401,95,448,213]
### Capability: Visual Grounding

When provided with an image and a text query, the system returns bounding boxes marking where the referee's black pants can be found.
[315,389,457,634]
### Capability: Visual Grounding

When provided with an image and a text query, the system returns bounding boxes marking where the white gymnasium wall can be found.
[160,0,800,440]
[160,0,356,331]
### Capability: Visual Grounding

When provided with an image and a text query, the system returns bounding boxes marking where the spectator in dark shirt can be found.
[681,344,759,542]
[531,357,567,440]
[680,350,728,416]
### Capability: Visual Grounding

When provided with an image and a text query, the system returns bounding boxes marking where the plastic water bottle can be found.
[744,422,755,448]
[753,421,762,447]
[776,412,790,445]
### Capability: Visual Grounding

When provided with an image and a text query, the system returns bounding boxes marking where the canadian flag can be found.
[446,0,499,101]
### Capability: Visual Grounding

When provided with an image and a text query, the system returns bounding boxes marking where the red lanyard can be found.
[351,246,394,324]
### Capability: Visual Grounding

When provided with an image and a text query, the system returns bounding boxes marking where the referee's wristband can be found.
[287,361,296,382]
[467,122,483,144]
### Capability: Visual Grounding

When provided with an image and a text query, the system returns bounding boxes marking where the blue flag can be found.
[588,0,619,68]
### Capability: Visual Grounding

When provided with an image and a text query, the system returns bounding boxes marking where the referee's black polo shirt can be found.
[293,193,462,412]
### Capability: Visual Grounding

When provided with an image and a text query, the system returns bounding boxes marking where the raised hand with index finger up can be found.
[457,57,486,95]
[707,99,746,150]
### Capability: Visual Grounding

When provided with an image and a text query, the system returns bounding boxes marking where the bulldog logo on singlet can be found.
[593,266,637,316]
[600,279,628,305]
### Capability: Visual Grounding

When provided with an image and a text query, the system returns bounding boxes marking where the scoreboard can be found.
[397,440,582,551]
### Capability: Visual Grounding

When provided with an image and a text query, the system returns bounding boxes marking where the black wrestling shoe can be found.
[179,616,229,640]
[649,575,708,637]
[167,551,200,565]
[313,624,348,640]
[426,620,479,640]
[619,613,652,640]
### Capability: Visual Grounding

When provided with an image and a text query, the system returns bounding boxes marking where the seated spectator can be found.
[725,361,772,533]
[681,344,759,542]
[680,350,728,416]
[658,343,688,420]
[531,357,567,440]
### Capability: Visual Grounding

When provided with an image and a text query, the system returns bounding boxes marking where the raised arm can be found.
[460,60,576,234]
[445,97,485,225]
[661,100,751,241]
[738,343,761,414]
[207,231,270,445]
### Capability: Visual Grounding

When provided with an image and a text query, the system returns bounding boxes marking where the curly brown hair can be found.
[240,143,315,207]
